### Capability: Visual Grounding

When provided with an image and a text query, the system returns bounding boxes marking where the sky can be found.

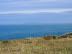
[0,0,72,25]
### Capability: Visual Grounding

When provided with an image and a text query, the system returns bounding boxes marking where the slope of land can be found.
[0,33,72,54]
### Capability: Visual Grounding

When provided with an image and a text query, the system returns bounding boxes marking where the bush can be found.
[69,35,72,38]
[1,40,10,44]
[53,36,57,39]
[69,33,72,35]
[61,35,68,38]
[45,36,52,40]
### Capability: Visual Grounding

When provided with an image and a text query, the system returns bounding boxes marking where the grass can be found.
[0,33,72,54]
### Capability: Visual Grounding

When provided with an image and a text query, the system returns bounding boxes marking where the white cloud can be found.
[0,9,72,14]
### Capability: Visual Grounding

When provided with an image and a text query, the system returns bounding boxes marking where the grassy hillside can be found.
[0,33,72,54]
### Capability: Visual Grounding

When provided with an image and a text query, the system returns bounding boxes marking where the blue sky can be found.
[0,0,72,25]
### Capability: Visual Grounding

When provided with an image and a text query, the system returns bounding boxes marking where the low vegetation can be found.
[0,33,72,54]
[44,32,72,40]
[61,33,72,38]
[1,40,10,44]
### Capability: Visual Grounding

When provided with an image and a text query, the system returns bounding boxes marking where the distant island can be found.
[0,33,72,54]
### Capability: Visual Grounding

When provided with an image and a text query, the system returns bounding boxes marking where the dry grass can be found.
[0,37,72,54]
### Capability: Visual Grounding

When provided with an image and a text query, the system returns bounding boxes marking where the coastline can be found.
[0,33,72,54]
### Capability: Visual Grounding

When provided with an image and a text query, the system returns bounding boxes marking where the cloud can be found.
[0,9,72,14]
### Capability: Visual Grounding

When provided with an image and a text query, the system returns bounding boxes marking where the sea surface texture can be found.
[0,24,72,41]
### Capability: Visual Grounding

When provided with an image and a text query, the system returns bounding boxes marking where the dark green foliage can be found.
[53,36,57,39]
[69,33,72,35]
[61,35,69,38]
[61,33,72,38]
[1,40,10,44]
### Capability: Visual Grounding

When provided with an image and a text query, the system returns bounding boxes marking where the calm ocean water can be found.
[0,24,72,41]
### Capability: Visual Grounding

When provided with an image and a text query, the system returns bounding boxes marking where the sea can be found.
[0,24,72,41]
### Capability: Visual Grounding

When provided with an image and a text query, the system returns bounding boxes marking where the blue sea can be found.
[0,24,72,41]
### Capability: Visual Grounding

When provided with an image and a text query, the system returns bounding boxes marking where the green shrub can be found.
[53,36,57,39]
[69,33,72,35]
[61,33,72,38]
[61,35,68,38]
[1,40,10,44]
